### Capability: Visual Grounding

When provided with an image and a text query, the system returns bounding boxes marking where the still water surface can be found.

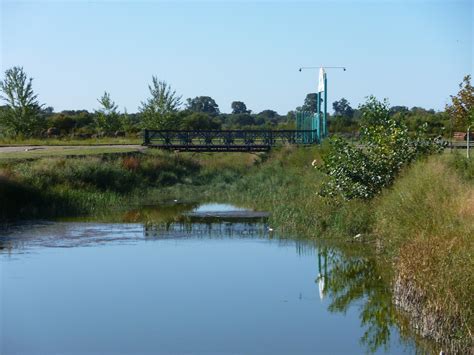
[1,204,419,354]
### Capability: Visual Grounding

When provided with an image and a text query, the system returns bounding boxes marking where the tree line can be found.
[0,66,472,139]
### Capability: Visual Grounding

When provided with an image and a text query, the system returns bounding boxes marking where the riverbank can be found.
[0,147,472,351]
[376,155,473,353]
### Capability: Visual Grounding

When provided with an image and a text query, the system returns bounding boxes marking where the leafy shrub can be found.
[319,97,443,199]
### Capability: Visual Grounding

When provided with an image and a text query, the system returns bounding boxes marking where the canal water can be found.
[1,203,422,354]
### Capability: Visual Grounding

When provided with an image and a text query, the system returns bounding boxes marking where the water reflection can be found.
[317,247,402,353]
[140,218,420,352]
[0,203,428,354]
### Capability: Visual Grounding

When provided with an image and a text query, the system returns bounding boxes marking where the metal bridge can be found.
[143,128,320,152]
[143,66,333,152]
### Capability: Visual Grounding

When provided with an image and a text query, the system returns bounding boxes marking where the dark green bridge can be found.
[143,67,332,152]
[143,129,320,152]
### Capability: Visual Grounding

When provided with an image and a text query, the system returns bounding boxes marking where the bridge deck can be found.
[144,129,319,152]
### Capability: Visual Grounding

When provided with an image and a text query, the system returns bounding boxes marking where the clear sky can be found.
[1,0,472,114]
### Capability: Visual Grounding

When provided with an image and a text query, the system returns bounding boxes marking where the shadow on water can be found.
[0,203,436,354]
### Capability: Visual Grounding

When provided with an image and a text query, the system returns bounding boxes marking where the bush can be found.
[319,97,443,199]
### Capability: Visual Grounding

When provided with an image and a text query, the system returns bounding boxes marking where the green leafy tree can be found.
[231,113,255,126]
[446,75,474,131]
[332,98,354,118]
[319,96,442,200]
[94,91,121,133]
[231,101,250,114]
[302,93,319,113]
[139,77,182,129]
[186,96,219,116]
[256,110,279,126]
[181,112,221,130]
[389,106,409,116]
[257,110,279,121]
[0,66,44,137]
[119,108,134,133]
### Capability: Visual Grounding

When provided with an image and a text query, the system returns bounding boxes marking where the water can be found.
[0,204,420,354]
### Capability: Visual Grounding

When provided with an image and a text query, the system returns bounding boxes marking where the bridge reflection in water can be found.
[144,221,269,240]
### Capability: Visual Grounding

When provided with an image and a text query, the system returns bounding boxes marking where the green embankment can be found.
[0,147,472,349]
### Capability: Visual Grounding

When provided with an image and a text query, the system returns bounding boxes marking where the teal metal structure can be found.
[296,68,328,143]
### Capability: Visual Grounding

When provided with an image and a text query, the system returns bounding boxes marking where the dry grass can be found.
[374,156,474,349]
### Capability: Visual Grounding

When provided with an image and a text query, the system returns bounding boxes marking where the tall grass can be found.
[373,155,473,351]
[206,146,375,238]
[0,151,200,219]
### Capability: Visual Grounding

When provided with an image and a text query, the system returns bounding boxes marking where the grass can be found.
[0,137,141,146]
[373,154,473,350]
[0,147,142,161]
[0,149,251,219]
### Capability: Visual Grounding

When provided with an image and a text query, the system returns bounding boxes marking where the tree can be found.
[186,96,219,116]
[332,98,354,118]
[302,93,319,113]
[119,108,134,133]
[231,113,255,126]
[139,77,182,129]
[257,110,278,120]
[319,96,442,200]
[446,75,474,130]
[0,66,44,137]
[94,91,121,133]
[43,106,54,116]
[231,101,250,114]
[389,106,409,115]
[181,112,221,130]
[286,111,296,121]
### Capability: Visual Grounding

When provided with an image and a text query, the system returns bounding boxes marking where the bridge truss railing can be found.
[144,129,319,151]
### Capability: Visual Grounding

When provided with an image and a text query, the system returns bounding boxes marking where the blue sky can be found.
[1,0,472,114]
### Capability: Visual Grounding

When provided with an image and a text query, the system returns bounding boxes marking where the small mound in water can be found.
[185,203,269,222]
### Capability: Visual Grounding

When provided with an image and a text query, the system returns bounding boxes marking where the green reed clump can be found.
[0,151,206,220]
[11,152,202,193]
[0,174,111,220]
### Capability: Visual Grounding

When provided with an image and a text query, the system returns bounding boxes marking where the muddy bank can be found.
[393,274,473,354]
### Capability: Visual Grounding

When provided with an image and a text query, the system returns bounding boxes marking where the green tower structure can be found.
[296,67,328,143]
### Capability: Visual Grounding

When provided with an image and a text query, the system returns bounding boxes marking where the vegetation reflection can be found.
[316,246,415,353]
